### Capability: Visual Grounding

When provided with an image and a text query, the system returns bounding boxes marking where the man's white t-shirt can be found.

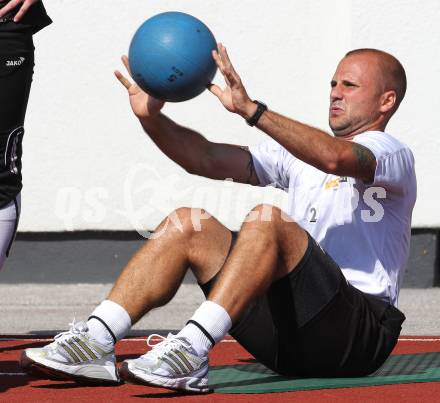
[249,131,416,306]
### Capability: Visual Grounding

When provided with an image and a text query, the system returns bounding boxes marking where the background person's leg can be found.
[0,194,20,269]
[0,32,34,264]
[0,32,34,179]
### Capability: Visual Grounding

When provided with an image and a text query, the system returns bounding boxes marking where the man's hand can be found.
[0,0,38,22]
[114,55,165,120]
[209,43,257,119]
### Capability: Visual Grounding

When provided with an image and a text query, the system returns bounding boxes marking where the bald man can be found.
[22,48,416,392]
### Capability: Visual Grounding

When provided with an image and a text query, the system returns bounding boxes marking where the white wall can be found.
[19,0,436,231]
[351,0,440,227]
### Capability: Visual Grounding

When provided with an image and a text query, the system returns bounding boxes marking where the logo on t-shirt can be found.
[325,176,348,190]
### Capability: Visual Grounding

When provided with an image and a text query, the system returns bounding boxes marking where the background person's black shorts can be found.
[0,31,34,207]
[200,232,405,377]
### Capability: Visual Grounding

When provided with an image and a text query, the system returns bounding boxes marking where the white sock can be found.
[177,300,232,356]
[87,300,132,347]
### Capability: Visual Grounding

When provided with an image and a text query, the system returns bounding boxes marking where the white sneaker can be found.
[121,333,209,393]
[20,320,120,384]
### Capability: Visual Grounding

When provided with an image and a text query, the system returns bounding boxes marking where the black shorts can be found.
[200,232,405,377]
[0,31,34,207]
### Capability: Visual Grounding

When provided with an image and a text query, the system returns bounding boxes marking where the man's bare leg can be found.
[146,203,309,360]
[117,203,310,391]
[22,203,309,389]
[106,207,232,323]
[209,203,308,322]
[89,203,306,349]
[136,203,308,356]
[21,207,234,387]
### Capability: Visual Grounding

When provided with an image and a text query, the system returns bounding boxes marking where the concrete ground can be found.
[1,284,439,335]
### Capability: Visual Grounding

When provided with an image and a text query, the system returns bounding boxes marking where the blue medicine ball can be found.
[128,12,218,102]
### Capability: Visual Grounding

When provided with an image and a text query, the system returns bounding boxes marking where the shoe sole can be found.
[20,351,121,386]
[120,362,211,393]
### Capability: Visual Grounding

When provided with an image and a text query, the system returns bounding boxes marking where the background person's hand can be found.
[114,55,165,120]
[0,0,39,22]
[209,43,256,119]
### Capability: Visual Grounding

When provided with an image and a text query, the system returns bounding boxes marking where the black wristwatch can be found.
[246,100,268,127]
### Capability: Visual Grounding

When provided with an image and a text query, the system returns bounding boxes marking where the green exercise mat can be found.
[209,352,440,394]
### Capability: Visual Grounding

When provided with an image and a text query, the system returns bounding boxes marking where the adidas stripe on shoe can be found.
[121,333,210,393]
[20,320,120,384]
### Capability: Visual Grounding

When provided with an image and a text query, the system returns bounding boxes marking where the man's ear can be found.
[380,90,397,113]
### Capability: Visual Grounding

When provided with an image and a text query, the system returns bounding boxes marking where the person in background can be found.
[0,0,51,268]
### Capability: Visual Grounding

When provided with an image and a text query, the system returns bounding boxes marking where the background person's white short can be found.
[0,192,20,270]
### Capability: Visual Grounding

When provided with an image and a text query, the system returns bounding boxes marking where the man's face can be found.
[329,54,384,137]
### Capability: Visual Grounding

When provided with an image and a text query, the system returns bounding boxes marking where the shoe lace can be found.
[52,319,88,346]
[143,333,189,360]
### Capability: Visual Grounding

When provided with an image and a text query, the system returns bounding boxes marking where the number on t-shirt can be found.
[310,207,317,223]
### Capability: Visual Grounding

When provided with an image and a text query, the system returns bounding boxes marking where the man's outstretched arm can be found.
[115,55,259,186]
[139,113,259,185]
[254,111,376,183]
[209,44,376,183]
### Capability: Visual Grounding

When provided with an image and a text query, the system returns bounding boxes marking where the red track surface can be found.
[1,336,440,402]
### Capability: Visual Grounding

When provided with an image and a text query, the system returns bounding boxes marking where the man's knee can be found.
[244,204,294,226]
[166,207,214,237]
